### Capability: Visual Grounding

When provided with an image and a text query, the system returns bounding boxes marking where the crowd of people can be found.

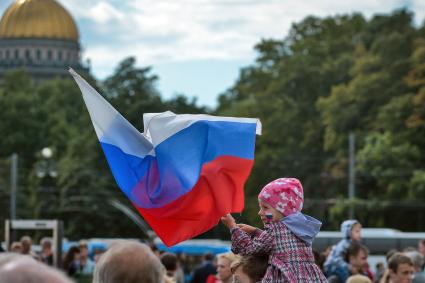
[1,177,425,282]
[316,223,425,283]
[0,235,424,283]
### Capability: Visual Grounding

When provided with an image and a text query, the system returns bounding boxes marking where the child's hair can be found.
[258,178,304,216]
[351,222,362,233]
[351,222,362,228]
[231,255,268,283]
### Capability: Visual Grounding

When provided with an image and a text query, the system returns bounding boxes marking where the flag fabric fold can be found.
[69,69,261,246]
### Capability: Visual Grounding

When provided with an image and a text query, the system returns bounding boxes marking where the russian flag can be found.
[70,69,261,246]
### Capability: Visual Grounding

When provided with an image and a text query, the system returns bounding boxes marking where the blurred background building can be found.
[0,0,89,82]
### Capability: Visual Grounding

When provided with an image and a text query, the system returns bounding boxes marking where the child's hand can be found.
[237,224,257,234]
[221,214,237,229]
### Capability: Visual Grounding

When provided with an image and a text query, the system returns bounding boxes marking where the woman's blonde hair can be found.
[217,252,240,265]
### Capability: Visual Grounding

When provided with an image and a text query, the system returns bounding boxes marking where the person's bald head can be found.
[0,259,73,283]
[0,253,34,268]
[93,240,165,283]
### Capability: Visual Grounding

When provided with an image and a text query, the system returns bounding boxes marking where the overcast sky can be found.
[1,0,424,107]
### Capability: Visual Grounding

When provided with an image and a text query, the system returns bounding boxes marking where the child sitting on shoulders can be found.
[323,219,362,282]
[221,177,327,283]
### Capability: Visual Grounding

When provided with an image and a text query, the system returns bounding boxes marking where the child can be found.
[221,177,327,282]
[323,219,362,282]
[230,255,269,283]
[230,254,269,283]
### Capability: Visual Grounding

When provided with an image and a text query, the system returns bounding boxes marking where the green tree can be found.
[0,70,45,221]
[103,57,164,129]
[217,14,367,226]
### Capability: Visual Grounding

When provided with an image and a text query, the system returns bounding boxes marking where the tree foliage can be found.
[217,9,425,230]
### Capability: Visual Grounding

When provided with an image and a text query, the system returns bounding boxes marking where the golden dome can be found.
[0,0,79,41]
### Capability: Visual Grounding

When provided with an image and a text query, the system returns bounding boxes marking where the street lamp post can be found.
[36,147,58,178]
[10,153,18,221]
[35,147,58,219]
[9,153,18,243]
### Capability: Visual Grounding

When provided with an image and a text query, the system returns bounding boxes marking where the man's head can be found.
[40,238,52,254]
[388,253,414,283]
[19,236,32,254]
[346,242,369,273]
[160,252,178,276]
[93,240,165,283]
[203,253,214,262]
[78,240,89,259]
[0,253,34,268]
[0,259,72,283]
[404,251,424,273]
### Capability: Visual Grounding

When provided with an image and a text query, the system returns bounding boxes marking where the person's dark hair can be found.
[233,255,268,283]
[204,253,214,261]
[149,242,158,253]
[161,252,178,271]
[386,249,399,262]
[313,249,326,270]
[345,242,368,262]
[62,246,80,272]
[388,253,413,273]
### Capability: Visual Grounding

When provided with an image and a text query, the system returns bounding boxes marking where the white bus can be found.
[313,228,425,255]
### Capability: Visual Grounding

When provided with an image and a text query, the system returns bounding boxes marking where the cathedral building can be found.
[0,0,88,82]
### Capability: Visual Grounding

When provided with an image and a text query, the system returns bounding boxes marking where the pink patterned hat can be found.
[258,178,304,216]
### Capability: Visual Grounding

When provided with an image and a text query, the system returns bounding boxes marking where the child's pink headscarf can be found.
[258,177,304,216]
